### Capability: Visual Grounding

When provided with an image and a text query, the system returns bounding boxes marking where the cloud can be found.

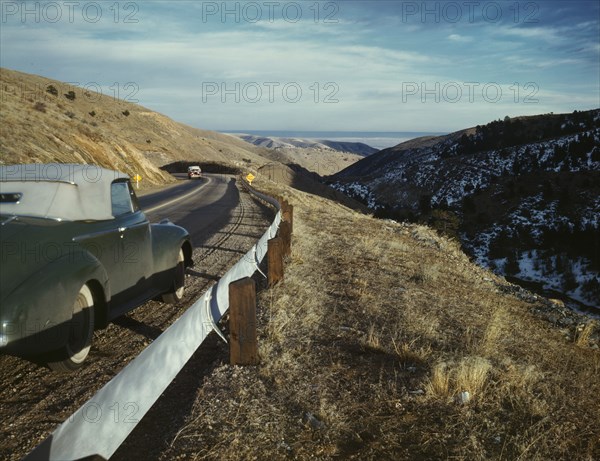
[0,1,598,131]
[448,34,472,42]
[501,55,585,69]
[499,26,562,42]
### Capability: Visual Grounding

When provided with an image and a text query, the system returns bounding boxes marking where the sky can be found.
[1,0,599,132]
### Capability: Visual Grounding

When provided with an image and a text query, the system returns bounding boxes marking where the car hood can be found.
[0,218,76,302]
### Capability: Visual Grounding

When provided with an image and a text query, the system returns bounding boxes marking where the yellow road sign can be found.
[132,174,142,189]
[246,173,255,185]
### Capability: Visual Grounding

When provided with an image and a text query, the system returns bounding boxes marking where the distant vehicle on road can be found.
[187,165,202,179]
[0,164,193,371]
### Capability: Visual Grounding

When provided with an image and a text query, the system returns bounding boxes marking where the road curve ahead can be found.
[138,173,241,246]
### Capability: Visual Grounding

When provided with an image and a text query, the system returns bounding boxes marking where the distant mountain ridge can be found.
[229,133,377,177]
[331,109,600,307]
[235,134,378,156]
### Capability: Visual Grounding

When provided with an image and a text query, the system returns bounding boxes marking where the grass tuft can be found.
[455,356,492,398]
[575,320,597,347]
[425,361,451,397]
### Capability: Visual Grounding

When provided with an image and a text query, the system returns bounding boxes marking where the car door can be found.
[108,179,153,311]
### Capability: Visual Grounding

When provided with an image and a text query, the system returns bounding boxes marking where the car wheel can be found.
[48,284,95,372]
[162,249,185,304]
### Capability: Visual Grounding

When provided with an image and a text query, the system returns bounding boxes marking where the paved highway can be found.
[139,173,241,244]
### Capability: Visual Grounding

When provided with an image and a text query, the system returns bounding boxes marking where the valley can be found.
[331,110,600,308]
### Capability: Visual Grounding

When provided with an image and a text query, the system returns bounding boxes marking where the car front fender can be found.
[151,221,193,272]
[0,251,109,356]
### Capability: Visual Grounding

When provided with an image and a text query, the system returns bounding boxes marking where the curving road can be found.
[139,173,240,242]
[0,173,274,461]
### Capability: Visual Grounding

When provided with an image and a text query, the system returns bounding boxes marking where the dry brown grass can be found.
[426,356,492,402]
[160,177,600,460]
[252,144,364,176]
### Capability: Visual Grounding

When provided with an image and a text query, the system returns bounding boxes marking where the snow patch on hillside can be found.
[330,182,382,209]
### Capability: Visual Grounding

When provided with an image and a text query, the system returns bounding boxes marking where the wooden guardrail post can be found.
[268,237,284,287]
[229,277,259,366]
[279,221,292,257]
[283,203,293,234]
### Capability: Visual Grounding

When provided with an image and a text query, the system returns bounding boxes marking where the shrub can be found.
[64,90,76,100]
[122,109,130,116]
[33,102,46,112]
[46,85,58,96]
[89,110,96,117]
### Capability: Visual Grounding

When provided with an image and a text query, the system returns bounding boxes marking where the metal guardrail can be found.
[25,183,281,461]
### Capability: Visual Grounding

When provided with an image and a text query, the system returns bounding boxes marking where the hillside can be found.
[150,177,599,460]
[331,110,600,307]
[0,68,272,185]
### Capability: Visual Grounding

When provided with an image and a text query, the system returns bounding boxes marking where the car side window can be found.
[111,181,133,216]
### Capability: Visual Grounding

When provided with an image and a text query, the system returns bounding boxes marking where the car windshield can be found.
[111,182,133,216]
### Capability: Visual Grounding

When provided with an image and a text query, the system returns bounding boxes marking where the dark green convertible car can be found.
[0,164,193,371]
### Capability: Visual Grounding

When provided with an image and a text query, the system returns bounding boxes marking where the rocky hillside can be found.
[331,110,600,307]
[0,68,271,185]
